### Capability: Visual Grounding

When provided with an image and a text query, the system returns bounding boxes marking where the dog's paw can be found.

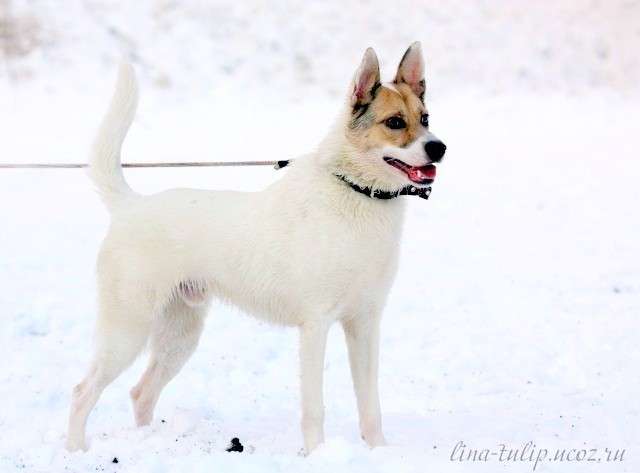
[302,439,323,456]
[65,437,88,453]
[362,431,388,448]
[302,434,325,456]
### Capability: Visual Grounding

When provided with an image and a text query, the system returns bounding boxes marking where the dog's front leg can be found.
[299,321,330,454]
[342,314,387,447]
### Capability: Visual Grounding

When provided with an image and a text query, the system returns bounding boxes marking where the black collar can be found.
[274,160,432,201]
[334,174,432,201]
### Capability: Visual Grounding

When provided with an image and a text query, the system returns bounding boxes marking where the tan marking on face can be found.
[347,82,427,151]
[381,83,401,95]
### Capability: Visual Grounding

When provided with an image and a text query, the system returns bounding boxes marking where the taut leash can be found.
[0,160,281,169]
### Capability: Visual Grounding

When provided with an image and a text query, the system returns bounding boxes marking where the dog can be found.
[66,41,446,454]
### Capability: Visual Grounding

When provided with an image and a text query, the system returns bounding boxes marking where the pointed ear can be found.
[394,41,425,101]
[351,47,381,108]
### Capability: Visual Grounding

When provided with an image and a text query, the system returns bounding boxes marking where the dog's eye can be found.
[385,116,406,130]
[420,114,429,127]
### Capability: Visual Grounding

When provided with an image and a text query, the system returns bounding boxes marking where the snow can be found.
[1,1,639,472]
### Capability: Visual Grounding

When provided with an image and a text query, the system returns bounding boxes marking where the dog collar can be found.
[334,174,432,201]
[274,160,432,201]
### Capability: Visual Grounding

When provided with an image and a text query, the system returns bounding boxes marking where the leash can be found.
[0,160,281,169]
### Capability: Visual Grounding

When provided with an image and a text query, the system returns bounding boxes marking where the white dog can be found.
[66,42,446,454]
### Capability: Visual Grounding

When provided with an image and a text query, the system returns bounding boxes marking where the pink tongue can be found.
[408,164,436,183]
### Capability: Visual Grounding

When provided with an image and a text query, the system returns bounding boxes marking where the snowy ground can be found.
[1,1,640,472]
[1,87,638,472]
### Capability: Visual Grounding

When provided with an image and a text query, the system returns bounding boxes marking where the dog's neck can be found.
[272,111,404,219]
[333,174,432,201]
[315,107,412,197]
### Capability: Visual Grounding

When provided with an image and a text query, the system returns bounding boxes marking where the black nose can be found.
[425,140,446,162]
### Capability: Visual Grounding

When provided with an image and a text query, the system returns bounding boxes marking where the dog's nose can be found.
[425,140,446,163]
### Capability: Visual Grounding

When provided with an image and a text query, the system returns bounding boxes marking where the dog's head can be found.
[337,42,446,191]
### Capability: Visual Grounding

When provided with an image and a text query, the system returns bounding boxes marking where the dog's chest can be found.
[201,192,404,324]
[270,204,403,316]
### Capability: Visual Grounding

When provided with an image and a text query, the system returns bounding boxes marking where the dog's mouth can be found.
[383,157,436,185]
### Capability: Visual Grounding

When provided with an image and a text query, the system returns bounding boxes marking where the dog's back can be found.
[98,179,402,326]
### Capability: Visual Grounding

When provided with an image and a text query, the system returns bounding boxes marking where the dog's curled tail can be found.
[88,62,139,212]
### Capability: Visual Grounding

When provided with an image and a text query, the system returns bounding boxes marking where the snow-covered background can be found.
[1,1,639,472]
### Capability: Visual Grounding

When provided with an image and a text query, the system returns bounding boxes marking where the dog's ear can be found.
[394,41,425,101]
[351,47,380,108]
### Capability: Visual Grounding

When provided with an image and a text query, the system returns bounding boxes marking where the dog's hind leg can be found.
[66,299,152,452]
[130,298,206,426]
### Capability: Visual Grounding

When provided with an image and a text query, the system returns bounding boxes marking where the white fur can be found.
[67,59,414,454]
